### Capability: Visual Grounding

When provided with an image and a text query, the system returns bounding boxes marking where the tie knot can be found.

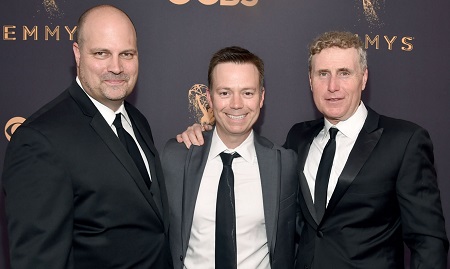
[113,113,123,129]
[219,152,240,166]
[329,127,338,140]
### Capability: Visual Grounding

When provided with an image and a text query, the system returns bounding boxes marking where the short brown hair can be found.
[308,31,367,72]
[208,46,264,90]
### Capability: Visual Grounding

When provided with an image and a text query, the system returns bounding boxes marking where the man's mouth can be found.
[326,97,343,102]
[104,80,126,85]
[227,114,246,120]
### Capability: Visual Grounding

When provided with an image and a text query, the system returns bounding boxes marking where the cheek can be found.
[215,99,228,110]
[348,86,362,100]
[255,99,263,110]
[128,63,139,75]
[311,90,322,103]
[209,97,225,112]
[83,62,103,76]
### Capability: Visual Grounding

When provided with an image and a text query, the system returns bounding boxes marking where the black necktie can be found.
[314,127,338,221]
[215,152,241,269]
[113,113,151,189]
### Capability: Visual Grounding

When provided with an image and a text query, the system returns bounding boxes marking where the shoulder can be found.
[23,90,72,128]
[12,87,79,142]
[379,114,423,131]
[376,114,429,142]
[255,134,297,160]
[161,138,194,166]
[283,118,323,150]
[287,118,323,135]
[163,138,188,154]
[367,106,426,135]
[366,109,433,150]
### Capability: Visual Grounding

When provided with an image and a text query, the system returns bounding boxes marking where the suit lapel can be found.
[68,83,164,224]
[130,116,164,215]
[299,172,318,225]
[298,121,323,225]
[181,131,212,251]
[254,134,279,255]
[126,104,171,231]
[324,109,383,220]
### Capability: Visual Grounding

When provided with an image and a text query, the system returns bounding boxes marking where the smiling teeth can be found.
[228,114,245,120]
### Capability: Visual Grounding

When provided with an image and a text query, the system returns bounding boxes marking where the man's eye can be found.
[121,53,134,59]
[93,52,108,58]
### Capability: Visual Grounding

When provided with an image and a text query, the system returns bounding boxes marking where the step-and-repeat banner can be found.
[1,0,449,268]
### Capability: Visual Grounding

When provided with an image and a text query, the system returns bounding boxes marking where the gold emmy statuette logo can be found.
[43,0,62,18]
[188,84,215,125]
[361,0,385,27]
[5,117,26,141]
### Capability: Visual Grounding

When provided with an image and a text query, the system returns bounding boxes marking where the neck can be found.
[217,131,251,150]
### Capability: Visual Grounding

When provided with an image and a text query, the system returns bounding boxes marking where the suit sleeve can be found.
[396,127,449,268]
[2,126,74,269]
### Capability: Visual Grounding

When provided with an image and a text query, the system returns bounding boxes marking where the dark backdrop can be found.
[1,0,449,268]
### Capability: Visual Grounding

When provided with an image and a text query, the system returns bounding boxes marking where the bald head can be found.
[75,5,137,47]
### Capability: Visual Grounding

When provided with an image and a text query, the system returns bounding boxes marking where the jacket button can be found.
[179,255,183,261]
[317,230,324,238]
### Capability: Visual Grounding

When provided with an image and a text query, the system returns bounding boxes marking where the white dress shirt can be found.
[76,77,151,180]
[184,129,270,269]
[304,102,368,206]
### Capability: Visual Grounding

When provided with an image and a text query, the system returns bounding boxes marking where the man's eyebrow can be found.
[121,49,138,53]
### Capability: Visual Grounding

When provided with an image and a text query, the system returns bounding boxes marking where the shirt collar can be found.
[76,77,129,127]
[208,128,256,163]
[323,101,368,140]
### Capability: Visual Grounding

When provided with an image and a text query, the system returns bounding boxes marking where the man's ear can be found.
[259,87,265,108]
[309,73,313,91]
[361,68,368,91]
[206,88,213,108]
[73,42,81,67]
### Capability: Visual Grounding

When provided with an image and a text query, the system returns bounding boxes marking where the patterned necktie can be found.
[113,113,151,189]
[314,127,338,221]
[215,152,241,269]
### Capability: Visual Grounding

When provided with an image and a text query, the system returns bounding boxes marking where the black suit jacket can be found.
[285,107,448,269]
[2,81,172,269]
[162,130,298,269]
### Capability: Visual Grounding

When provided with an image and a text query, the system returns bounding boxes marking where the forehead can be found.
[81,9,137,46]
[212,62,259,84]
[311,47,359,70]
